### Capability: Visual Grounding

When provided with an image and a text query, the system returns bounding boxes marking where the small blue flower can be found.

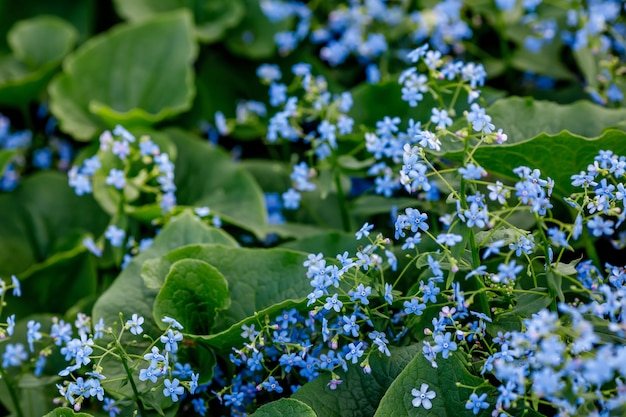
[282,188,301,210]
[466,392,490,414]
[2,343,27,367]
[349,283,372,305]
[105,225,126,247]
[126,314,144,335]
[160,329,183,353]
[432,332,458,359]
[262,376,283,393]
[105,168,126,190]
[139,366,160,383]
[403,298,426,316]
[356,222,374,240]
[324,294,343,312]
[412,383,436,409]
[163,378,185,402]
[6,314,16,336]
[26,320,42,352]
[10,275,20,297]
[345,342,365,364]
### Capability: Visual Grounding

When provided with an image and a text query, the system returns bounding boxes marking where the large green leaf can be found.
[0,172,107,316]
[448,129,626,198]
[293,345,420,417]
[113,0,244,43]
[141,244,311,350]
[167,128,268,237]
[249,398,317,417]
[142,245,310,327]
[0,16,77,106]
[488,97,626,144]
[153,259,231,334]
[374,353,492,417]
[91,211,237,336]
[181,48,267,128]
[48,10,197,140]
[13,172,108,260]
[441,97,626,197]
[8,16,77,68]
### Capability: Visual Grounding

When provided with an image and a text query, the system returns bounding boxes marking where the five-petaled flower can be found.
[412,383,436,409]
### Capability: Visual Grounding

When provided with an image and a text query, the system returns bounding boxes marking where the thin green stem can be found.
[113,331,146,415]
[0,366,24,417]
[333,165,352,232]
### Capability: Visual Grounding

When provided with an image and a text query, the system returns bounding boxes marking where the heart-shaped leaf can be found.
[0,16,77,106]
[49,10,197,140]
[248,398,317,417]
[154,259,231,334]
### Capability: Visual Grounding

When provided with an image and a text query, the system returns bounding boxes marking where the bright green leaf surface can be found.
[92,211,237,336]
[488,97,626,143]
[142,245,310,327]
[0,0,94,52]
[374,353,492,417]
[249,398,317,417]
[49,11,197,140]
[512,288,553,316]
[293,345,420,417]
[8,16,77,68]
[167,128,268,237]
[467,129,626,198]
[154,259,231,334]
[0,16,77,105]
[443,97,626,197]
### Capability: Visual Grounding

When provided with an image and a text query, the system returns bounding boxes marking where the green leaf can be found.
[488,97,626,143]
[293,345,420,417]
[374,353,493,417]
[249,398,317,417]
[143,245,310,326]
[0,16,77,106]
[43,408,94,417]
[141,244,311,349]
[0,149,16,176]
[225,0,289,59]
[350,195,418,217]
[154,259,231,334]
[8,16,77,68]
[14,172,108,261]
[279,231,361,256]
[182,49,268,128]
[510,41,575,81]
[91,211,237,336]
[49,10,198,140]
[349,81,434,129]
[114,0,245,43]
[512,288,552,316]
[0,0,95,53]
[0,172,107,316]
[443,98,626,198]
[167,128,268,237]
